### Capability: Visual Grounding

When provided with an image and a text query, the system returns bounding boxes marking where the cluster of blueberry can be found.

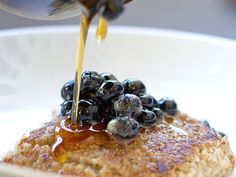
[60,71,177,139]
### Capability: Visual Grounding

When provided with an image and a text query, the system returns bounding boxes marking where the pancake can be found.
[3,112,235,177]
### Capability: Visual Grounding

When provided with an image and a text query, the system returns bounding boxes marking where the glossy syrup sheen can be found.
[52,118,110,163]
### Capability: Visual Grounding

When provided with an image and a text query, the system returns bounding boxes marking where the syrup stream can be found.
[71,15,90,124]
[52,14,109,162]
[96,17,108,43]
[71,15,108,124]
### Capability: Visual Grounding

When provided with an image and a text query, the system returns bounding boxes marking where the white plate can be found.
[0,26,235,177]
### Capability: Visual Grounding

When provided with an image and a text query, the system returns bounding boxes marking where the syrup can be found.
[96,17,108,43]
[52,118,110,163]
[52,15,109,160]
[71,15,108,124]
[71,14,91,124]
[53,15,109,161]
[165,116,188,135]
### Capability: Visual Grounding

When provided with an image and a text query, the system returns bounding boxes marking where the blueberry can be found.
[140,94,154,108]
[107,116,139,138]
[78,100,99,122]
[61,100,72,116]
[100,72,118,81]
[202,120,211,128]
[152,108,164,123]
[80,71,105,93]
[137,109,157,126]
[159,97,177,116]
[122,78,146,96]
[113,94,142,117]
[153,97,160,108]
[61,80,74,100]
[96,80,124,102]
[83,96,102,105]
[219,132,226,137]
[98,104,115,122]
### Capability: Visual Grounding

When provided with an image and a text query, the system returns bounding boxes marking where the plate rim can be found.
[0,25,236,47]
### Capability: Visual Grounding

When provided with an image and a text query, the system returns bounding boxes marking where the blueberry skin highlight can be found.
[113,94,142,117]
[107,116,140,138]
[61,100,73,116]
[96,80,124,102]
[140,94,154,108]
[122,78,146,96]
[100,72,118,81]
[80,71,105,93]
[61,80,74,100]
[78,100,99,122]
[137,109,157,126]
[159,97,177,116]
[152,107,164,123]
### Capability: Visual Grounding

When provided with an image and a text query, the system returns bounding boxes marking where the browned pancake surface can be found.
[3,112,235,177]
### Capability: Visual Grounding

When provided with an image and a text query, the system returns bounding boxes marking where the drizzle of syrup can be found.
[54,11,109,164]
[165,116,174,124]
[71,15,108,124]
[52,118,110,163]
[165,116,188,135]
[96,17,108,43]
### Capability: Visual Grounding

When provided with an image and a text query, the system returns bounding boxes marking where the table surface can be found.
[1,0,236,40]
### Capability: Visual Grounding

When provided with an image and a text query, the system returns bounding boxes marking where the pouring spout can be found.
[0,0,132,20]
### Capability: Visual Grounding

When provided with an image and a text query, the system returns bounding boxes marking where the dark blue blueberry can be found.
[113,94,142,117]
[78,100,99,122]
[96,80,124,102]
[152,108,164,123]
[153,97,160,108]
[60,100,72,116]
[79,91,100,103]
[202,120,211,128]
[159,97,177,116]
[80,71,105,93]
[83,96,102,106]
[98,103,115,123]
[122,78,146,96]
[137,109,157,126]
[61,80,74,100]
[219,132,226,137]
[100,72,118,81]
[140,94,154,108]
[107,116,139,138]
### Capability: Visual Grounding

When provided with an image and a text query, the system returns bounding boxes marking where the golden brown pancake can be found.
[3,112,235,177]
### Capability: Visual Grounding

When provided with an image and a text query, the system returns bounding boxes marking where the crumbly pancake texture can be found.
[3,112,235,177]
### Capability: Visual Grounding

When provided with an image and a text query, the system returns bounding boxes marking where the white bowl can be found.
[0,26,235,177]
